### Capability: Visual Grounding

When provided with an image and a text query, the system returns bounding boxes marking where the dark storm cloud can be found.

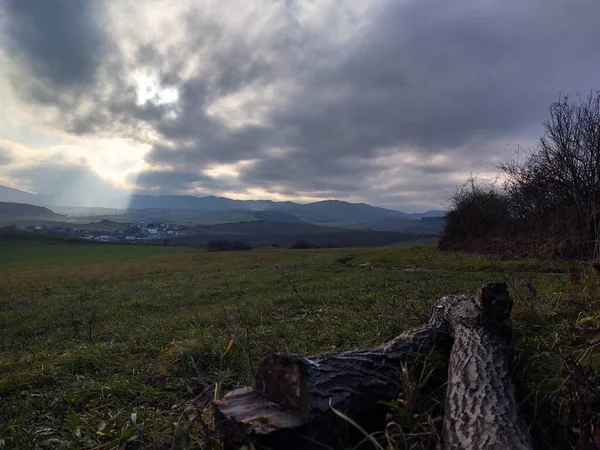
[233,0,600,205]
[238,153,384,194]
[3,0,600,209]
[136,0,600,203]
[1,0,109,97]
[266,0,600,154]
[133,168,243,193]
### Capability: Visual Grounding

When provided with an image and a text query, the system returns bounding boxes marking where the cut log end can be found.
[253,353,311,420]
[214,387,305,445]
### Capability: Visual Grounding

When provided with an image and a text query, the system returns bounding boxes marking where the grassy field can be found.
[0,242,599,449]
[0,219,131,231]
[0,237,190,271]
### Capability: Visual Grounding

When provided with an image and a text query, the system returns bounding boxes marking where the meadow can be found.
[0,240,598,449]
[0,237,184,271]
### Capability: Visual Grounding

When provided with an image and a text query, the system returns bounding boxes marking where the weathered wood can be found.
[214,296,454,448]
[214,283,532,450]
[214,387,306,447]
[442,283,532,450]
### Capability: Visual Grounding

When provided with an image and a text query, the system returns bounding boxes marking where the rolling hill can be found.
[283,200,410,222]
[123,195,444,223]
[124,195,419,221]
[0,185,40,205]
[125,194,299,212]
[0,202,61,219]
[170,220,431,248]
[0,184,446,230]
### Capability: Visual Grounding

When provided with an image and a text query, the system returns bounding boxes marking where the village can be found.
[12,221,184,242]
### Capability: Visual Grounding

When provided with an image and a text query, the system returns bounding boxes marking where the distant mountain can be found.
[415,210,447,218]
[288,200,410,222]
[126,195,435,223]
[0,185,40,205]
[126,194,300,212]
[0,184,446,223]
[0,202,60,218]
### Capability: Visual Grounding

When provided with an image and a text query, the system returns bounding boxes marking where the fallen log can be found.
[214,298,454,448]
[214,282,531,449]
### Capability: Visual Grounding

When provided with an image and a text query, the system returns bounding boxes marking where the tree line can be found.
[440,91,600,259]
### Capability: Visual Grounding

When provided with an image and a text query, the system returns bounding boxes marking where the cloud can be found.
[1,0,599,211]
[10,162,128,207]
[0,145,14,165]
[1,0,109,95]
[133,168,243,194]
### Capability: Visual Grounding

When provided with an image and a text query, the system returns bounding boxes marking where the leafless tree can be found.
[442,91,600,258]
[500,91,600,257]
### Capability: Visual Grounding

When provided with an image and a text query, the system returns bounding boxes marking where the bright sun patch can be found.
[55,138,151,189]
[133,71,179,107]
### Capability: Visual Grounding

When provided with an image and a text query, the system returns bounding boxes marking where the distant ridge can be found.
[0,201,60,218]
[123,195,444,221]
[0,184,446,223]
[281,199,410,222]
[0,185,40,204]
[126,194,299,212]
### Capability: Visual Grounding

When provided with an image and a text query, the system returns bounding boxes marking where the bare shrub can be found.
[501,91,600,258]
[439,177,510,251]
[442,91,600,259]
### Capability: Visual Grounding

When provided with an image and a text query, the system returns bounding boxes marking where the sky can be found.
[0,0,598,212]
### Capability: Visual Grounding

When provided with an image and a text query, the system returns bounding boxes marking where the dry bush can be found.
[439,177,510,252]
[442,91,600,260]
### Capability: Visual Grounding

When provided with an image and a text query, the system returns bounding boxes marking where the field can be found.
[0,219,133,232]
[0,237,188,271]
[1,241,599,448]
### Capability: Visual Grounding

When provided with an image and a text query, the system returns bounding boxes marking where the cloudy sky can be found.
[0,0,598,211]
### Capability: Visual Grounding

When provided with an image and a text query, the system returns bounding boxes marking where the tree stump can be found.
[442,283,532,449]
[213,283,532,450]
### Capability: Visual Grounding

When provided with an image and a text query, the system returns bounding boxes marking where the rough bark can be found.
[214,298,454,449]
[214,283,532,450]
[442,283,532,450]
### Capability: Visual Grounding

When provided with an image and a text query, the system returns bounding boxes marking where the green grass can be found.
[0,243,598,449]
[0,237,193,271]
